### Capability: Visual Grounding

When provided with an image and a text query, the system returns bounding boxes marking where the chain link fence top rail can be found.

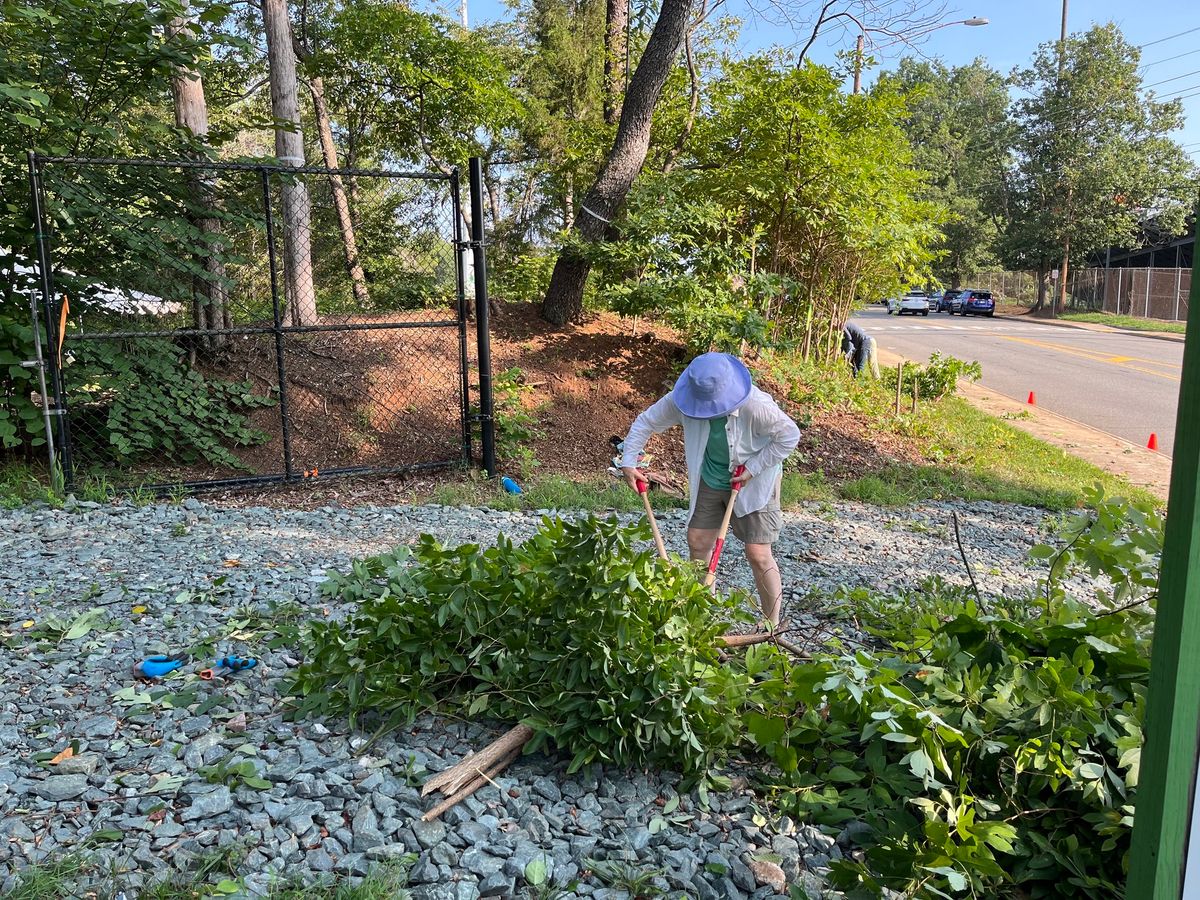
[974,268,1191,322]
[27,156,475,491]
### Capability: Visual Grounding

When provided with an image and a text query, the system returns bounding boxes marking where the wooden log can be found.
[421,746,521,822]
[420,724,533,798]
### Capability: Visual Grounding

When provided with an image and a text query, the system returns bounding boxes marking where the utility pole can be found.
[852,33,864,94]
[460,0,467,28]
[1052,0,1070,317]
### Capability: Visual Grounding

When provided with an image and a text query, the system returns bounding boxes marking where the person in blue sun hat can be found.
[620,352,801,627]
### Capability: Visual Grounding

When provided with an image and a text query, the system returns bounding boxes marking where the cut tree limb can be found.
[421,724,533,799]
[421,746,522,822]
[720,629,811,659]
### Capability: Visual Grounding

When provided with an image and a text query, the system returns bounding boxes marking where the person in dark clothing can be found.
[841,321,876,377]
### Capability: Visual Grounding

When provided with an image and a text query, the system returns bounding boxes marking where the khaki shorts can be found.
[689,479,782,545]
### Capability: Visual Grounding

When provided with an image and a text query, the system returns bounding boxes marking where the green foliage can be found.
[0,312,48,451]
[68,340,274,470]
[198,754,273,791]
[880,59,1012,286]
[881,352,982,401]
[591,58,941,359]
[743,494,1161,897]
[286,515,753,776]
[1002,24,1193,282]
[490,251,557,304]
[489,366,543,475]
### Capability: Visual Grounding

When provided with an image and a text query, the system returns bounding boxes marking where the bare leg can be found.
[687,527,718,565]
[744,543,783,627]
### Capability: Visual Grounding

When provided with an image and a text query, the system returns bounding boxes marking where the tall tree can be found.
[603,0,627,123]
[540,0,694,325]
[261,0,317,326]
[881,58,1010,287]
[1006,23,1192,315]
[292,5,370,307]
[166,0,232,346]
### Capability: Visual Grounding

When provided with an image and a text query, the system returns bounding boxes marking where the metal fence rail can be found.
[976,267,1191,322]
[25,153,495,492]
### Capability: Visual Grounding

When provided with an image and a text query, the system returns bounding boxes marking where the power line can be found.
[1144,68,1200,89]
[1139,25,1200,49]
[1141,46,1200,69]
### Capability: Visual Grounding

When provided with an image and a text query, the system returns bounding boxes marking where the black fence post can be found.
[259,168,295,481]
[468,157,496,478]
[26,151,74,490]
[450,167,472,466]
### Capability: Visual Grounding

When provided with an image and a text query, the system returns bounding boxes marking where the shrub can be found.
[745,491,1159,898]
[882,351,982,401]
[286,515,754,776]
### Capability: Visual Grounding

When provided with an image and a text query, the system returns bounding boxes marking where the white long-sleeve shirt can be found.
[621,386,801,519]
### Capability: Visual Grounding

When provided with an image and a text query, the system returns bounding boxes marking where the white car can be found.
[890,291,930,316]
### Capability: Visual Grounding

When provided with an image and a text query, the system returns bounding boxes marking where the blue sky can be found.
[428,0,1200,154]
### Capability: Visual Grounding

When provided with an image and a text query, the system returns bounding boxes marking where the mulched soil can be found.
[199,303,922,509]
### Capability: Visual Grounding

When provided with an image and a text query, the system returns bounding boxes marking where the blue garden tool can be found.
[133,653,189,680]
[199,655,258,680]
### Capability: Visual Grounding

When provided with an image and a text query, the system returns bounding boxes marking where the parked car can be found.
[895,291,930,316]
[956,289,995,317]
[938,289,963,313]
[928,290,944,309]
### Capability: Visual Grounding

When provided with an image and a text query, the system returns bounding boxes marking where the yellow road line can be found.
[998,335,1181,382]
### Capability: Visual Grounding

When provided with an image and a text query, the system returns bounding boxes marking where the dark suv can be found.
[938,289,962,312]
[956,289,995,317]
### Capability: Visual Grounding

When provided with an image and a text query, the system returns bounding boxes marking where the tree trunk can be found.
[167,2,229,348]
[308,74,370,307]
[604,0,628,125]
[1054,236,1070,318]
[1033,267,1047,312]
[262,0,318,326]
[541,0,696,326]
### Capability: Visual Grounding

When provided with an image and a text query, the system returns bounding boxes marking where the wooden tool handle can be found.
[638,478,669,560]
[703,465,747,587]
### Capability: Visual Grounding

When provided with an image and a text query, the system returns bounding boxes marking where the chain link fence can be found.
[974,268,1191,322]
[25,155,493,492]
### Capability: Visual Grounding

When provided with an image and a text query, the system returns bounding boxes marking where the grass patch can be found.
[837,397,1158,509]
[0,463,62,509]
[3,847,414,900]
[781,470,835,505]
[1060,311,1186,334]
[431,473,687,512]
[761,351,1158,510]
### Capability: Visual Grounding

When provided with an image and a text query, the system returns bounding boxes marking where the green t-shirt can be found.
[700,416,731,490]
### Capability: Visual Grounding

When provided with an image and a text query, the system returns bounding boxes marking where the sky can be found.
[426,0,1200,155]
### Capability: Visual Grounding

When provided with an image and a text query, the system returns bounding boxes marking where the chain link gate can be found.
[25,154,495,493]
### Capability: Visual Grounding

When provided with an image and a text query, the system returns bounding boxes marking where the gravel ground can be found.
[0,497,1075,898]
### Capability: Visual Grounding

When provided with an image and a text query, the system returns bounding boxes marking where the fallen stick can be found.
[421,723,534,798]
[421,746,521,822]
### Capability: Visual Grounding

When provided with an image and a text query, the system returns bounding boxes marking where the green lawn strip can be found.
[839,396,1156,510]
[1060,311,1186,334]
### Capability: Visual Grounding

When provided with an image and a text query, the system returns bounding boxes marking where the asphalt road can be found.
[852,305,1184,457]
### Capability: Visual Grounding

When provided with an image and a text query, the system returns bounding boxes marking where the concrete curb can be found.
[994,312,1187,344]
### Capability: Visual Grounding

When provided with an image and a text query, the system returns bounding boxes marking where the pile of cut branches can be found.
[285,515,755,776]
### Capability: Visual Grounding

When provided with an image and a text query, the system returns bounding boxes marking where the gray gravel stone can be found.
[0,496,1084,898]
[33,775,89,802]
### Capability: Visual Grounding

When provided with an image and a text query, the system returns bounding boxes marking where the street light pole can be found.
[852,17,989,94]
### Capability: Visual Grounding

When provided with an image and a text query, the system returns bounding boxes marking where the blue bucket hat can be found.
[672,352,752,419]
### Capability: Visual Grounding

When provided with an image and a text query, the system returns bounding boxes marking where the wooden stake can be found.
[895,362,903,416]
[912,376,919,413]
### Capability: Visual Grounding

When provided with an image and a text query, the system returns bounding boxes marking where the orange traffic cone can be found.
[1027,391,1036,406]
[1147,433,1159,451]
